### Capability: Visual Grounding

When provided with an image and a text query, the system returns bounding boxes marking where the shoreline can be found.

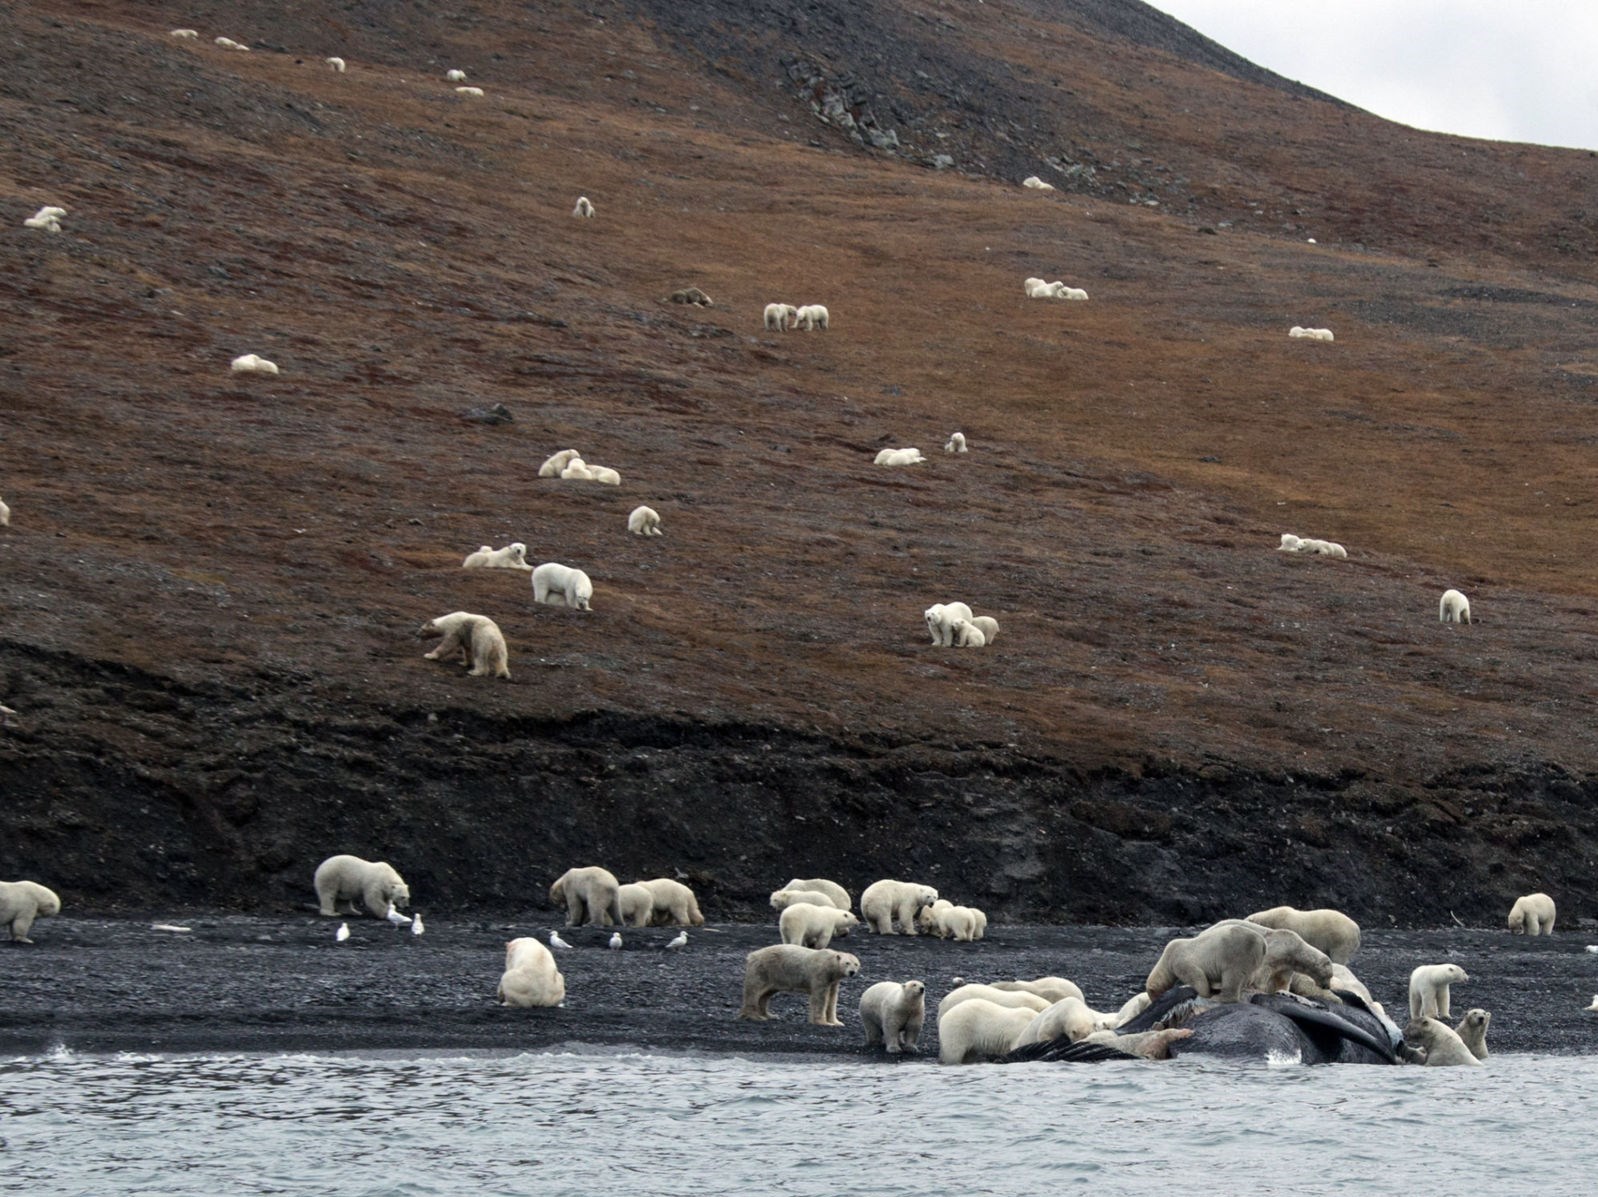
[4,916,1594,1058]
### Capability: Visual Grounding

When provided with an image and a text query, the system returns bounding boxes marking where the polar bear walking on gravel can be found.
[419,611,511,678]
[860,979,926,1053]
[739,945,860,1025]
[549,866,623,927]
[1507,892,1555,936]
[860,879,939,935]
[314,855,410,920]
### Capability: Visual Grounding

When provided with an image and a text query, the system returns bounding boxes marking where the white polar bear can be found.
[1278,533,1303,552]
[1454,1008,1490,1060]
[1404,1016,1481,1066]
[1245,905,1362,964]
[229,353,278,375]
[1012,997,1099,1048]
[860,980,926,1053]
[779,903,859,948]
[313,855,410,919]
[769,887,841,912]
[638,877,705,926]
[573,196,595,218]
[627,505,663,536]
[0,495,9,526]
[763,303,797,331]
[617,882,654,927]
[550,866,623,926]
[991,977,1085,1004]
[538,449,582,478]
[0,880,62,943]
[1409,963,1469,1020]
[419,611,510,679]
[794,304,829,331]
[1508,892,1555,935]
[859,879,939,935]
[497,937,566,1007]
[782,878,851,910]
[924,602,974,647]
[950,618,987,648]
[937,998,1039,1064]
[1440,588,1472,625]
[1145,922,1268,1003]
[945,432,967,453]
[739,945,860,1025]
[1021,176,1055,191]
[462,542,533,571]
[936,984,1051,1020]
[919,902,979,941]
[446,69,468,82]
[532,562,593,610]
[969,615,999,645]
[1289,326,1335,342]
[873,447,926,466]
[1250,927,1335,994]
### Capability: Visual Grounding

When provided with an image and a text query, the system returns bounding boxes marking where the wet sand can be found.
[4,917,1595,1058]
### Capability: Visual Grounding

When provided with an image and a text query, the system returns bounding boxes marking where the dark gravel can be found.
[4,917,1594,1059]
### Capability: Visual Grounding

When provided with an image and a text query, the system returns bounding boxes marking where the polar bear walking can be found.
[313,855,410,920]
[1439,588,1472,624]
[532,562,593,610]
[419,611,511,678]
[0,880,62,943]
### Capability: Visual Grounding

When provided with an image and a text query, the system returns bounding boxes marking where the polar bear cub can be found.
[1507,892,1555,935]
[1440,588,1472,625]
[627,505,663,536]
[313,855,410,919]
[419,611,510,678]
[497,937,566,1007]
[1409,963,1468,1020]
[463,542,534,571]
[860,979,926,1053]
[0,880,62,943]
[532,562,593,610]
[779,903,860,949]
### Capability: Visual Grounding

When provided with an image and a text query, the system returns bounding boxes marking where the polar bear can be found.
[1251,927,1335,994]
[549,866,623,927]
[532,562,594,611]
[1145,922,1267,1003]
[1113,990,1152,1026]
[938,998,1039,1064]
[860,879,940,935]
[991,977,1085,1004]
[969,616,999,646]
[1404,1016,1481,1067]
[638,877,705,926]
[497,937,566,1007]
[1455,1008,1490,1060]
[763,303,797,331]
[538,449,582,478]
[419,611,510,679]
[924,602,974,647]
[1012,996,1098,1048]
[860,979,926,1053]
[950,619,987,649]
[769,888,839,912]
[925,903,980,941]
[779,903,859,948]
[1409,963,1469,1020]
[1246,905,1361,964]
[0,880,62,943]
[313,855,410,919]
[782,878,851,910]
[617,882,654,927]
[936,984,1051,1020]
[1439,588,1472,624]
[463,542,534,571]
[627,506,663,536]
[738,945,860,1025]
[1507,892,1555,935]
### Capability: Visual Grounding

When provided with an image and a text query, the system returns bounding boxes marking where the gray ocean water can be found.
[4,1047,1596,1196]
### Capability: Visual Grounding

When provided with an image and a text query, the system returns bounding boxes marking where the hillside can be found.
[4,0,1598,924]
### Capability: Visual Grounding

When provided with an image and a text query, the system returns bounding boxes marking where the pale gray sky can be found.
[1145,1,1598,151]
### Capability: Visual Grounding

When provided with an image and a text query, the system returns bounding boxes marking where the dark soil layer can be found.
[3,917,1592,1058]
[4,1,1598,927]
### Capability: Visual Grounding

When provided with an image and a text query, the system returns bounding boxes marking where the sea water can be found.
[2,1047,1594,1196]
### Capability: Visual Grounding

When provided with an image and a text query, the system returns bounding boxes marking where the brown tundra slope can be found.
[4,0,1598,925]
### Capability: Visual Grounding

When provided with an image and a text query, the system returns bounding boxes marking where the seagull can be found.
[666,931,688,950]
[608,932,623,950]
[549,931,571,950]
[385,906,412,927]
[411,913,425,936]
[335,922,350,942]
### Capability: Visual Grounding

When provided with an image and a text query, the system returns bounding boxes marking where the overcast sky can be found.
[1145,1,1598,152]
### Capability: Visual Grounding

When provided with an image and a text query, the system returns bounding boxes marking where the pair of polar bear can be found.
[0,880,62,943]
[1144,914,1345,1003]
[552,866,703,928]
[936,982,1185,1064]
[1405,963,1485,1066]
[538,449,620,485]
[924,602,999,649]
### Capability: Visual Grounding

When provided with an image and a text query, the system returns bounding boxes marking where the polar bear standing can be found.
[1144,922,1267,1002]
[497,937,566,1007]
[937,998,1038,1064]
[617,882,654,927]
[1409,963,1469,1020]
[638,877,705,926]
[0,880,62,943]
[1245,905,1361,964]
[627,506,663,536]
[549,866,623,927]
[779,903,859,948]
[313,855,410,920]
[532,562,594,611]
[859,878,940,935]
[1507,892,1556,935]
[1250,927,1335,994]
[859,979,926,1053]
[924,602,974,647]
[738,945,860,1026]
[419,611,511,679]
